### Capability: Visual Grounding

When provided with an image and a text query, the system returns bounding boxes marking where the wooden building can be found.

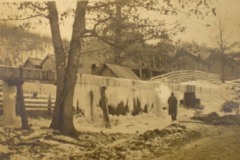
[23,54,56,71]
[175,49,210,72]
[23,58,42,69]
[207,53,240,79]
[152,53,177,72]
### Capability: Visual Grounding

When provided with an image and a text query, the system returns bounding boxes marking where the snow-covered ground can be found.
[179,80,239,116]
[3,79,240,135]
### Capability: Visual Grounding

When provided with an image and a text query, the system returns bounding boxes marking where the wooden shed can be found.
[23,58,42,69]
[96,63,140,80]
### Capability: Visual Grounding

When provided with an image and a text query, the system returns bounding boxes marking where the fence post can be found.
[90,90,93,121]
[3,81,18,125]
[48,95,52,116]
[237,103,239,116]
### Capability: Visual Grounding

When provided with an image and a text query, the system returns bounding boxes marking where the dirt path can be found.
[156,124,240,160]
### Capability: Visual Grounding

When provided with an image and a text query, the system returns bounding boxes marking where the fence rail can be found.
[151,70,220,83]
[0,82,55,114]
[0,65,56,83]
[78,74,159,89]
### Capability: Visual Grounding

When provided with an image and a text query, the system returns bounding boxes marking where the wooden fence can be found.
[78,74,159,89]
[0,82,55,116]
[151,70,220,83]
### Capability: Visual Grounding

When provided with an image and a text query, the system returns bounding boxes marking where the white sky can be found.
[0,0,240,50]
[176,0,240,49]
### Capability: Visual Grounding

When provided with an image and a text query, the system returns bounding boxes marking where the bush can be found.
[221,101,239,113]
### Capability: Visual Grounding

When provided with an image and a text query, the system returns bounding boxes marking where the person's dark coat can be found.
[168,95,178,115]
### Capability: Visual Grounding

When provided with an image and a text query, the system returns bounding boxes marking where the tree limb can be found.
[93,15,113,32]
[0,14,48,21]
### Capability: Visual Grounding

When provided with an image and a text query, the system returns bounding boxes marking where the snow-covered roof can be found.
[23,58,42,67]
[103,63,140,80]
[40,54,55,66]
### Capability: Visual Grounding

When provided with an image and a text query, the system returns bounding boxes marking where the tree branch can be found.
[29,2,48,11]
[93,15,113,32]
[0,14,48,21]
[87,1,116,10]
[93,31,133,55]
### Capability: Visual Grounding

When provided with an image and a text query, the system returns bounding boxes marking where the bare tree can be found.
[213,19,239,83]
[47,1,88,136]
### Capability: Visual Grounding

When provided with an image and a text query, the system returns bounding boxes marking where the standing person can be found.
[99,86,111,128]
[168,92,178,122]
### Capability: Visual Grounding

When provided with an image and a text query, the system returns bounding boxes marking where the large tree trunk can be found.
[221,53,225,83]
[47,2,66,130]
[60,1,88,136]
[114,0,122,64]
[47,1,88,136]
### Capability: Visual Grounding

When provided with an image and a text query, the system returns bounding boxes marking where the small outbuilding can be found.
[23,58,42,69]
[93,63,140,80]
[23,54,56,71]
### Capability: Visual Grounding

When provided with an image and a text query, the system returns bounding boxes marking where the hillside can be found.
[0,24,113,69]
[0,23,53,66]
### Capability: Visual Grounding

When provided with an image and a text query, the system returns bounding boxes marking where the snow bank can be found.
[74,112,172,134]
[165,80,235,116]
[180,80,220,89]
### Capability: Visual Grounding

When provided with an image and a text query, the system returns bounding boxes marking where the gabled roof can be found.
[102,63,140,80]
[23,58,42,67]
[41,54,55,65]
